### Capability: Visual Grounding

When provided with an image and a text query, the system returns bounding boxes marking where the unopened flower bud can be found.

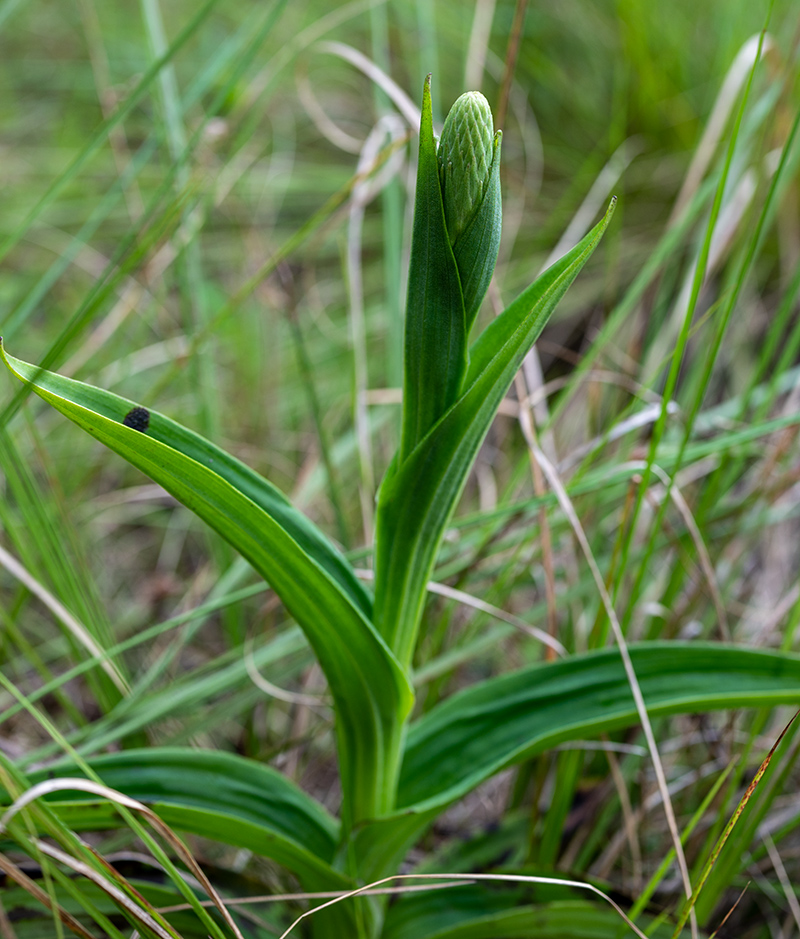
[438,91,495,246]
[400,78,502,461]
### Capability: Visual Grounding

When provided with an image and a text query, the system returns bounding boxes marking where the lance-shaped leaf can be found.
[1,343,413,826]
[397,642,800,811]
[349,639,800,882]
[375,203,615,668]
[28,749,348,892]
[383,895,690,939]
[401,75,467,461]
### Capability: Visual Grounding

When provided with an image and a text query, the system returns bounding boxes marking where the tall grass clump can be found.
[1,2,800,938]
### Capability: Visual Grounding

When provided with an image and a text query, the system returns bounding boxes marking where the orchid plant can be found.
[3,77,800,939]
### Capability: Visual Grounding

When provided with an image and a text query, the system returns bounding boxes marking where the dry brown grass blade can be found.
[0,852,96,939]
[762,832,800,934]
[707,883,749,939]
[671,710,800,938]
[355,569,566,656]
[0,544,129,695]
[0,894,18,939]
[30,839,179,939]
[155,879,473,912]
[0,778,245,939]
[276,872,651,939]
[522,437,698,938]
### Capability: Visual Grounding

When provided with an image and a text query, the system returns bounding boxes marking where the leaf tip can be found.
[492,129,502,163]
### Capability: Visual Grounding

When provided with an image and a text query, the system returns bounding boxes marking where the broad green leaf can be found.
[398,642,800,811]
[383,896,688,939]
[1,878,232,939]
[355,633,800,883]
[1,344,413,825]
[383,886,544,939]
[5,350,369,616]
[375,204,615,668]
[401,75,467,461]
[31,748,349,893]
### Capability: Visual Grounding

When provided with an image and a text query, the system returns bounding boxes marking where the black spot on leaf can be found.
[122,407,150,432]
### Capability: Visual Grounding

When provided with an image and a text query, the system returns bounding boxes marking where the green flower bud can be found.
[400,78,502,462]
[438,91,495,246]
